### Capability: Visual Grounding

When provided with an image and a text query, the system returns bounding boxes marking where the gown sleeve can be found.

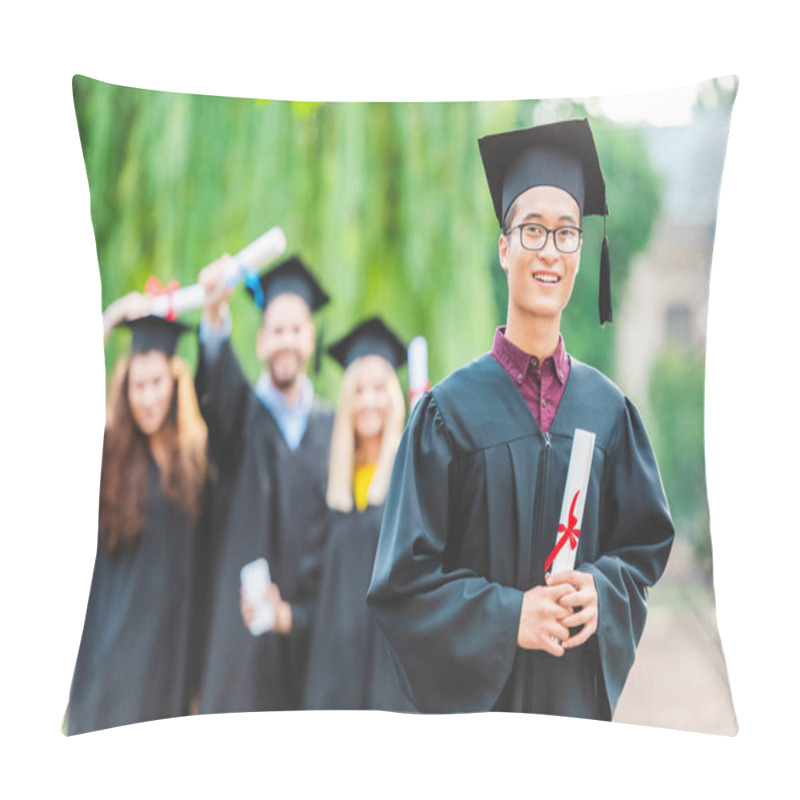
[286,508,330,677]
[194,337,252,472]
[579,397,674,714]
[367,392,524,713]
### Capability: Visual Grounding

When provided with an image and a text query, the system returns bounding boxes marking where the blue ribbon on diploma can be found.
[240,265,265,309]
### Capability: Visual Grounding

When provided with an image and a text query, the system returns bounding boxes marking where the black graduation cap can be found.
[478,117,613,325]
[246,255,330,313]
[121,315,191,357]
[328,317,407,371]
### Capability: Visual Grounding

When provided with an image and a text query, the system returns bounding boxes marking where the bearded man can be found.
[193,255,333,713]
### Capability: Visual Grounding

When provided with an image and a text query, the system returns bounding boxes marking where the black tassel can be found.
[599,221,612,326]
[314,321,324,374]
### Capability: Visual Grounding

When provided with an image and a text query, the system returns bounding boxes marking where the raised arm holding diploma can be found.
[193,252,334,713]
[148,227,286,318]
[101,228,286,344]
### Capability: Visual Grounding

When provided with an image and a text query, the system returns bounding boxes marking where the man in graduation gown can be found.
[367,118,674,719]
[194,255,333,713]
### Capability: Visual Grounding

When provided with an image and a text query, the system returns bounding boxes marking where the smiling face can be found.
[257,292,316,390]
[499,184,582,328]
[127,351,175,437]
[351,355,391,445]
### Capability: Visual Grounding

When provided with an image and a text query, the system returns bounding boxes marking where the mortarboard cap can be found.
[478,118,607,224]
[328,317,407,371]
[121,315,191,358]
[246,255,330,313]
[478,118,613,325]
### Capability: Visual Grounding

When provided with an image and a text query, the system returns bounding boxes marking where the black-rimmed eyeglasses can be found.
[503,223,583,254]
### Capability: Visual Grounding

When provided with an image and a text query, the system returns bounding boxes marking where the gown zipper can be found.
[524,430,551,713]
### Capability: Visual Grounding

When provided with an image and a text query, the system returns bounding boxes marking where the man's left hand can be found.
[545,570,598,648]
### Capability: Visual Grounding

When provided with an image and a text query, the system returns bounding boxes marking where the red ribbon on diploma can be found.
[408,380,431,407]
[544,490,581,574]
[145,276,180,320]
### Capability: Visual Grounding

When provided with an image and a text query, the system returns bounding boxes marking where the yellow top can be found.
[353,463,376,512]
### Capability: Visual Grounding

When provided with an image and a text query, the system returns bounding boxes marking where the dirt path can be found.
[612,541,738,735]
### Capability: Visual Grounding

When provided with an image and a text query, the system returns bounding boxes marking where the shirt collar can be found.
[492,326,568,385]
[256,372,314,419]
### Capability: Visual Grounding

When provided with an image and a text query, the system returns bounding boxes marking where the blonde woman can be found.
[300,318,416,710]
[68,301,208,734]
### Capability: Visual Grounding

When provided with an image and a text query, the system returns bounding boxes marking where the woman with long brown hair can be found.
[67,294,208,734]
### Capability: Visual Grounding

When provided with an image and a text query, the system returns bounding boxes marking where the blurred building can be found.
[615,105,734,414]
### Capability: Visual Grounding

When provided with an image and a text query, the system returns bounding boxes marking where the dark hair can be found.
[501,196,520,234]
[501,189,583,234]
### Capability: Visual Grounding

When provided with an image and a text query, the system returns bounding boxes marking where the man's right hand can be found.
[516,583,573,656]
[198,254,233,326]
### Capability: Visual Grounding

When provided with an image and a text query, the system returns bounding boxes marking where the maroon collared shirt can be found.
[490,327,570,433]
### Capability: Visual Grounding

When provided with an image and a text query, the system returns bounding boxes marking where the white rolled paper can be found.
[149,226,287,317]
[407,336,429,412]
[547,428,596,575]
[240,557,276,637]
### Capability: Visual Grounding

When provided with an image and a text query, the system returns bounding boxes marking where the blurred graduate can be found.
[243,318,416,711]
[368,119,674,718]
[67,295,208,734]
[194,255,333,712]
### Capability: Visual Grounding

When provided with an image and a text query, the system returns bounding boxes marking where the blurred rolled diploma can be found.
[149,226,287,317]
[240,557,276,636]
[407,336,429,412]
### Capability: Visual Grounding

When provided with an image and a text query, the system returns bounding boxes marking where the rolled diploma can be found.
[149,226,287,317]
[549,428,596,575]
[240,557,276,636]
[407,336,429,412]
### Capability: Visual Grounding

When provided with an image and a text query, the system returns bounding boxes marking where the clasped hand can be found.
[516,570,598,657]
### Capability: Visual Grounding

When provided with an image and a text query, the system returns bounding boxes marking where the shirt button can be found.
[517,373,524,382]
[541,399,547,408]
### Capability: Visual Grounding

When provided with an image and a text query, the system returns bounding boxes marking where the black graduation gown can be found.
[68,459,196,734]
[303,506,417,712]
[367,353,674,719]
[194,339,332,713]
[265,396,333,709]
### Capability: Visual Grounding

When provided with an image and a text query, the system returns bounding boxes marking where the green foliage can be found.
[560,118,662,378]
[649,347,711,562]
[73,77,661,402]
